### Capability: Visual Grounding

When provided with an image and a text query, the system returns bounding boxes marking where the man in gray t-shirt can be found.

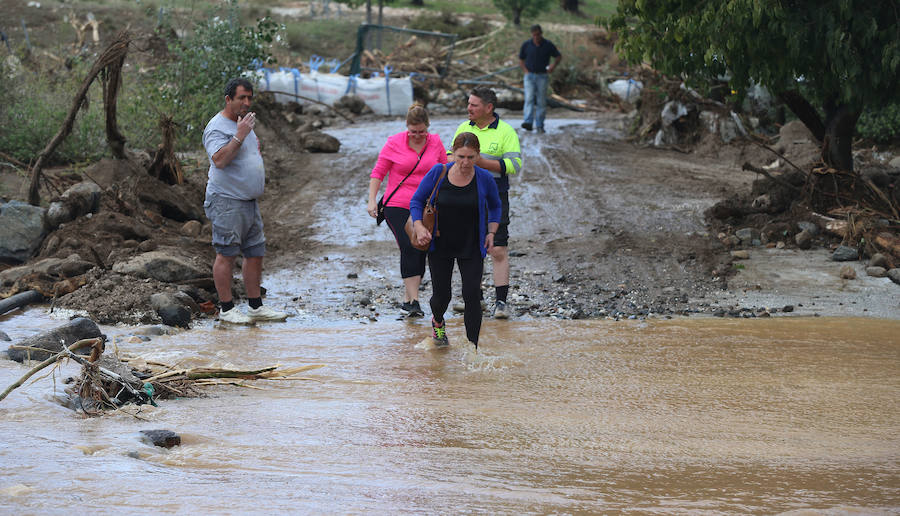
[202,77,286,324]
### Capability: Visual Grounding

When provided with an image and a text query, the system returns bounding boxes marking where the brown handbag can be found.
[405,164,447,251]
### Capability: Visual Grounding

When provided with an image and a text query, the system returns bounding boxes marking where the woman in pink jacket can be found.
[367,104,447,317]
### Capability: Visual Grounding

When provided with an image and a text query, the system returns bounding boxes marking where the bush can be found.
[151,9,281,150]
[857,103,900,144]
[0,63,107,165]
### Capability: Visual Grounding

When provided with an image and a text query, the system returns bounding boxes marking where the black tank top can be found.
[433,176,480,258]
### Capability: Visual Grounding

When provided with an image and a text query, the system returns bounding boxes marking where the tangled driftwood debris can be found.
[1,335,325,415]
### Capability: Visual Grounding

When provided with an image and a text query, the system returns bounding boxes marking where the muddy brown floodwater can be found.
[1,309,898,513]
[1,114,898,513]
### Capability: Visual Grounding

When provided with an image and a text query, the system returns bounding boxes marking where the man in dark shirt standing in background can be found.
[519,24,562,134]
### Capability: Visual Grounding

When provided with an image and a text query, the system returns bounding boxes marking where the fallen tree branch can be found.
[741,161,803,192]
[0,338,102,403]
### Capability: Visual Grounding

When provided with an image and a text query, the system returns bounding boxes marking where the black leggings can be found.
[384,206,427,279]
[428,254,484,344]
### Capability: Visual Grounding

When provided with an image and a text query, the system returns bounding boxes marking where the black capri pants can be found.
[384,206,427,279]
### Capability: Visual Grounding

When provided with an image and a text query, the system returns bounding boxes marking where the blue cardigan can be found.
[409,163,502,257]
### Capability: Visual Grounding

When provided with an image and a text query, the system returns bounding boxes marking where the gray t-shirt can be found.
[203,112,265,200]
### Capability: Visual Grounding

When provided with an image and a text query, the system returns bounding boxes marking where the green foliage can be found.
[0,64,107,165]
[407,10,492,39]
[152,9,281,149]
[606,1,900,111]
[857,103,900,143]
[492,0,554,26]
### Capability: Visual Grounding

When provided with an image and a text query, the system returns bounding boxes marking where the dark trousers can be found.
[428,254,484,344]
[384,206,427,279]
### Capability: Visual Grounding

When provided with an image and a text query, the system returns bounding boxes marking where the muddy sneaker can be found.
[493,300,509,319]
[406,300,424,318]
[536,127,545,134]
[247,305,288,322]
[521,121,533,131]
[431,318,449,347]
[219,307,253,324]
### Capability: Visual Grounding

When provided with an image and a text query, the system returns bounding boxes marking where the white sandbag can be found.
[348,75,413,116]
[251,67,413,116]
[609,78,643,102]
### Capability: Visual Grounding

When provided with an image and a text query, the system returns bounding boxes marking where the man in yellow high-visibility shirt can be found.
[449,88,522,319]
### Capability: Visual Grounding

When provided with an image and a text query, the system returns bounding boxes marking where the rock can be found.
[795,230,813,249]
[303,131,340,153]
[839,265,856,279]
[782,305,795,313]
[735,227,760,244]
[150,292,193,328]
[139,429,181,448]
[334,94,367,114]
[157,304,191,328]
[866,266,887,277]
[796,221,819,236]
[776,241,785,249]
[889,156,900,169]
[181,220,202,237]
[888,268,900,285]
[137,183,203,222]
[112,250,211,283]
[869,253,889,268]
[0,200,47,263]
[0,330,9,341]
[730,250,750,260]
[57,258,96,278]
[7,318,102,363]
[718,117,741,143]
[831,245,859,261]
[46,182,102,229]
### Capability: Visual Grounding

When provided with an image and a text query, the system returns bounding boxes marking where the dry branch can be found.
[0,338,102,403]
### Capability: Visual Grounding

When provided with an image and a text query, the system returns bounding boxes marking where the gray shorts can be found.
[203,193,266,257]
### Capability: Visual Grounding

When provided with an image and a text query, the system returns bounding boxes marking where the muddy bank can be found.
[2,110,898,326]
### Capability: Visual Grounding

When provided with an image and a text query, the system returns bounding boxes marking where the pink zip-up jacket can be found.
[370,131,447,210]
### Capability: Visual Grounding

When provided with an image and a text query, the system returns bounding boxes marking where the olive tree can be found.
[608,0,900,171]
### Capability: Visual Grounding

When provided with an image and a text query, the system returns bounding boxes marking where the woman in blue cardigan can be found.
[410,132,502,347]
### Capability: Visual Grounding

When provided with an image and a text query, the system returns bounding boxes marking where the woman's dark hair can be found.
[224,78,254,99]
[406,103,429,126]
[451,132,480,154]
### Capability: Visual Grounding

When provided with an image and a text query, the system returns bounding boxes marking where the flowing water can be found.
[1,309,898,514]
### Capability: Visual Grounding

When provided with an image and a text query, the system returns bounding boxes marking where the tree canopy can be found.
[608,0,900,170]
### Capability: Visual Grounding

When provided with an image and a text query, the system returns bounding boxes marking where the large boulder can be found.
[112,250,210,283]
[7,317,102,362]
[303,131,341,153]
[0,201,47,263]
[46,182,102,229]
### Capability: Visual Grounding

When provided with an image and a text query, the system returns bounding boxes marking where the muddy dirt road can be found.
[254,112,757,322]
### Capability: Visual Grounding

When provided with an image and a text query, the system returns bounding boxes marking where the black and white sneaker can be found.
[406,300,424,317]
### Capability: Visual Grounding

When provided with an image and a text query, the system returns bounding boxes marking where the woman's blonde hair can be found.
[406,103,429,126]
[452,131,480,154]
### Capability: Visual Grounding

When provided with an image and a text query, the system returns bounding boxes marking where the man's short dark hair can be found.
[470,87,497,110]
[530,24,542,33]
[224,78,254,99]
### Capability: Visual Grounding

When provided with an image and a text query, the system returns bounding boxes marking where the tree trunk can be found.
[822,105,859,172]
[366,0,372,24]
[411,0,423,5]
[777,89,825,141]
[513,8,522,26]
[560,0,578,12]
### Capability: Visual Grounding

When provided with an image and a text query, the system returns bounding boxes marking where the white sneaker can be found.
[493,300,509,319]
[247,305,288,321]
[219,307,253,324]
